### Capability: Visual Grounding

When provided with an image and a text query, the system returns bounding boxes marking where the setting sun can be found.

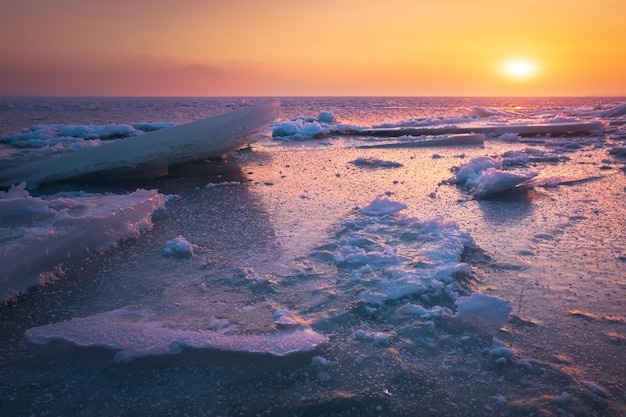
[0,0,625,96]
[499,59,540,81]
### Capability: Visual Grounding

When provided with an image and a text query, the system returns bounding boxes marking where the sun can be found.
[498,58,539,81]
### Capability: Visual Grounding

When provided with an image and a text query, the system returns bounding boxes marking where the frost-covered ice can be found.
[0,122,175,150]
[316,196,475,305]
[448,155,539,198]
[2,97,626,417]
[0,184,165,302]
[270,104,607,145]
[272,118,326,140]
[25,308,327,362]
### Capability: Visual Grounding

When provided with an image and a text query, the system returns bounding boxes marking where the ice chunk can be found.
[372,332,390,347]
[273,309,293,320]
[0,189,166,303]
[455,293,512,334]
[339,120,607,137]
[359,195,407,216]
[318,111,335,123]
[450,156,503,185]
[357,133,485,149]
[162,236,196,258]
[469,168,538,198]
[581,381,609,398]
[490,394,508,405]
[25,308,327,361]
[602,103,626,117]
[449,156,538,198]
[311,355,330,367]
[271,118,325,140]
[350,157,403,168]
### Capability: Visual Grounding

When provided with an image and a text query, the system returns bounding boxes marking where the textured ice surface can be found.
[2,97,625,417]
[25,308,327,362]
[317,197,475,304]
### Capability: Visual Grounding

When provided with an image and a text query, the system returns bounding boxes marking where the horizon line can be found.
[1,94,625,99]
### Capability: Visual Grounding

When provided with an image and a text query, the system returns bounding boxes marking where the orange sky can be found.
[1,0,625,96]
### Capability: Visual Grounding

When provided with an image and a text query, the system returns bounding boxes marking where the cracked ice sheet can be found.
[25,307,327,362]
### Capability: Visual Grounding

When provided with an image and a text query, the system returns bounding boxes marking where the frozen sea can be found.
[1,97,625,417]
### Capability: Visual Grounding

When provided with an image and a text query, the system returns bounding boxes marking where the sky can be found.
[0,0,625,97]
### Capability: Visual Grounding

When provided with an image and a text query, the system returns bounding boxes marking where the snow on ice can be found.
[0,123,173,151]
[316,196,475,305]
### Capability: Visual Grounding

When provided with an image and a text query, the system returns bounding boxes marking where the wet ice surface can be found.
[1,97,626,416]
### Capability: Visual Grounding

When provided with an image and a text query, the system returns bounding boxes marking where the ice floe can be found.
[25,308,327,362]
[0,184,166,302]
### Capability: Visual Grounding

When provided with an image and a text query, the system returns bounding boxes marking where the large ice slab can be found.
[357,133,486,148]
[0,185,166,302]
[340,120,607,137]
[0,99,279,188]
[270,110,606,142]
[25,308,327,362]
